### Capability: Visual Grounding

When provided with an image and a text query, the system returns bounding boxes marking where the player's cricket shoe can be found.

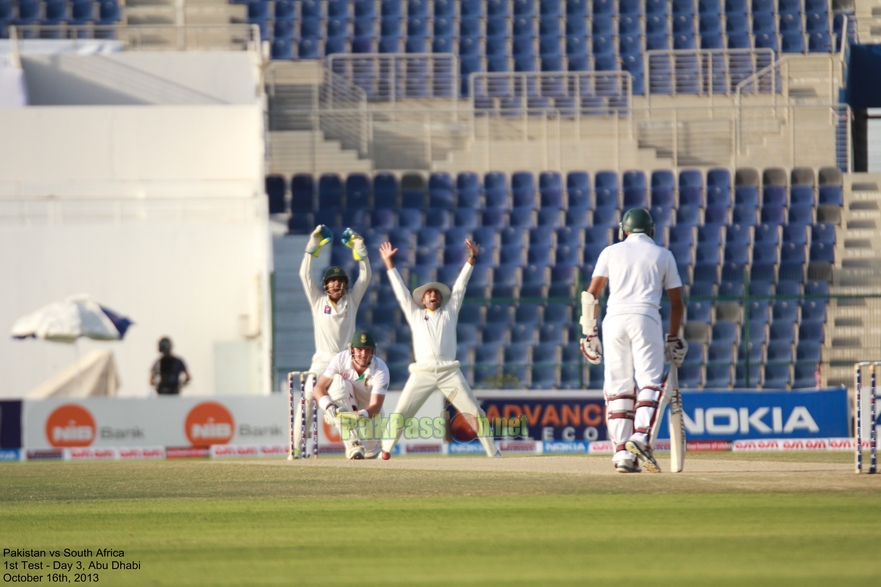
[345,439,365,460]
[615,459,642,473]
[363,446,382,459]
[625,439,661,473]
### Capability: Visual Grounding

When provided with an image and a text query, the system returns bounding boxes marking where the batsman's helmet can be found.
[158,337,172,353]
[322,266,349,290]
[350,330,376,349]
[619,207,655,240]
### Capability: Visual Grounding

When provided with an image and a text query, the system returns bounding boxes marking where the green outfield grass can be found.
[1,455,880,586]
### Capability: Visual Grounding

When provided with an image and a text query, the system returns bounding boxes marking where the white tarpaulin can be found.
[26,349,120,398]
[11,294,133,342]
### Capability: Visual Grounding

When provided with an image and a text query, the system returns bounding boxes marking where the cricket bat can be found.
[668,365,686,473]
[650,366,686,473]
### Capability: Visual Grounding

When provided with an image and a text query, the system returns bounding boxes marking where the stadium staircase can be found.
[267,60,373,173]
[824,172,881,387]
[124,0,246,28]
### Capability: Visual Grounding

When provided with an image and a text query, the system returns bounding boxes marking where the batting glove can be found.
[322,402,340,427]
[305,225,332,257]
[665,334,688,367]
[341,227,368,261]
[580,327,603,365]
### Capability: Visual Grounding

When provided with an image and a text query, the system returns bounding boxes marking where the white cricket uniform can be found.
[592,233,682,464]
[322,350,390,452]
[294,253,371,451]
[381,264,499,457]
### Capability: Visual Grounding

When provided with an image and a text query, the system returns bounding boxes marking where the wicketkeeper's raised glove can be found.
[305,225,332,257]
[580,327,603,364]
[665,334,688,367]
[341,227,368,261]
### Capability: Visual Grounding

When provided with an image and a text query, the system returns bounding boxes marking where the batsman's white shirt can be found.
[593,233,682,316]
[322,350,389,409]
[299,254,372,367]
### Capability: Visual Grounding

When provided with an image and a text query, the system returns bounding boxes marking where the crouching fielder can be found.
[378,239,500,459]
[312,331,389,459]
[581,208,686,473]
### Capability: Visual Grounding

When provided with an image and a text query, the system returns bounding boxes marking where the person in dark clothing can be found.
[150,337,190,395]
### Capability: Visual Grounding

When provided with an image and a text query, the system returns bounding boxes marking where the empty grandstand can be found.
[3,0,881,395]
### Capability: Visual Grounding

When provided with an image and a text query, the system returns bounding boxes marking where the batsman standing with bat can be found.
[295,225,372,458]
[581,208,687,473]
[377,239,500,459]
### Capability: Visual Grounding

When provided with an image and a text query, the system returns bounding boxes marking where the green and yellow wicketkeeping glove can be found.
[341,227,368,261]
[305,225,333,257]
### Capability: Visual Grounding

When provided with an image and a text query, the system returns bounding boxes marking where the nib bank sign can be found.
[655,388,849,441]
[185,402,235,446]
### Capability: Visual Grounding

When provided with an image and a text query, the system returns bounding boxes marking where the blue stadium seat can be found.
[809,242,835,263]
[370,173,397,209]
[561,173,590,209]
[687,301,713,323]
[762,185,787,207]
[290,174,314,213]
[704,364,733,388]
[753,223,779,246]
[810,223,836,245]
[416,234,441,262]
[692,261,719,284]
[788,204,815,225]
[800,300,827,323]
[781,31,806,53]
[668,226,695,250]
[790,185,816,206]
[676,205,702,227]
[317,174,344,210]
[594,171,620,208]
[762,364,792,389]
[808,31,833,52]
[734,184,759,206]
[511,171,537,208]
[712,321,740,346]
[537,322,566,345]
[677,169,704,207]
[266,175,286,214]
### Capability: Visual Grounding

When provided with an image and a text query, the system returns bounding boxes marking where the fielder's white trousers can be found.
[381,361,498,457]
[602,312,664,463]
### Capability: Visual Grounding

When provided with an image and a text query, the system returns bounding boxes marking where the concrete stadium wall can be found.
[21,52,260,106]
[0,209,271,398]
[0,104,264,198]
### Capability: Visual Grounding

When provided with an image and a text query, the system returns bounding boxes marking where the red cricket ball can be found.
[450,412,479,442]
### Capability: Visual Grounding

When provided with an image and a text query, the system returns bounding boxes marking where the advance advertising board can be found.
[654,388,849,441]
[475,391,608,442]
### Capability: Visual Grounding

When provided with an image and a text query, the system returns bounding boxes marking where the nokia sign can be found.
[654,388,849,441]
